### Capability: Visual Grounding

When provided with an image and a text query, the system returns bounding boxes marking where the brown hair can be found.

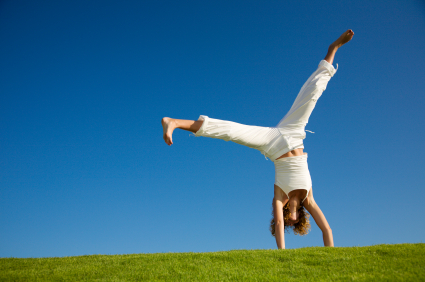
[270,202,311,236]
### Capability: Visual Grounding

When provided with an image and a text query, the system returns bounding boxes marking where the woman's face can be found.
[286,215,300,226]
[287,203,300,226]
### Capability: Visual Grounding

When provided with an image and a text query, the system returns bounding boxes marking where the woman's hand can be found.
[303,188,334,247]
[273,185,288,249]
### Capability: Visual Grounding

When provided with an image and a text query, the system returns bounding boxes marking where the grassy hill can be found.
[1,243,424,281]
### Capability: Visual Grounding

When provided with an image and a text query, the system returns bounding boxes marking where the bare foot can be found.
[161,117,176,145]
[331,29,354,49]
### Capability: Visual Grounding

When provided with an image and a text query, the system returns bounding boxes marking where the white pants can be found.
[194,60,337,198]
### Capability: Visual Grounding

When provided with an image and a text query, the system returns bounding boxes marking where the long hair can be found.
[270,201,311,236]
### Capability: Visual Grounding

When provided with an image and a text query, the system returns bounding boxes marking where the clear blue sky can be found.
[1,0,424,258]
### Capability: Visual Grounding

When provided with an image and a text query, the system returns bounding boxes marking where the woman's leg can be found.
[162,31,355,148]
[162,115,280,157]
[276,61,335,135]
[161,117,203,145]
[324,29,354,65]
[277,30,354,134]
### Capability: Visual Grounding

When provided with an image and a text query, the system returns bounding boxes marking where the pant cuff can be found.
[194,115,209,137]
[319,60,337,77]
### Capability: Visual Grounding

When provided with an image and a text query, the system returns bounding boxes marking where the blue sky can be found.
[1,0,424,258]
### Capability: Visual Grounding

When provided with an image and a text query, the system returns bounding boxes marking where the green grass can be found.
[1,243,424,281]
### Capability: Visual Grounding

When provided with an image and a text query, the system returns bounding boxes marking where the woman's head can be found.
[270,201,311,236]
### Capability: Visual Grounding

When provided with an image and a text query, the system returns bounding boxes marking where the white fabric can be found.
[276,60,337,140]
[194,60,336,197]
[274,153,311,202]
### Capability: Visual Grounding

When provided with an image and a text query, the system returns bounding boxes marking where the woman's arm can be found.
[273,185,288,249]
[303,188,334,247]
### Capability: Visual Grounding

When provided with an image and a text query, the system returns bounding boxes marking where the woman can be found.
[161,30,354,249]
